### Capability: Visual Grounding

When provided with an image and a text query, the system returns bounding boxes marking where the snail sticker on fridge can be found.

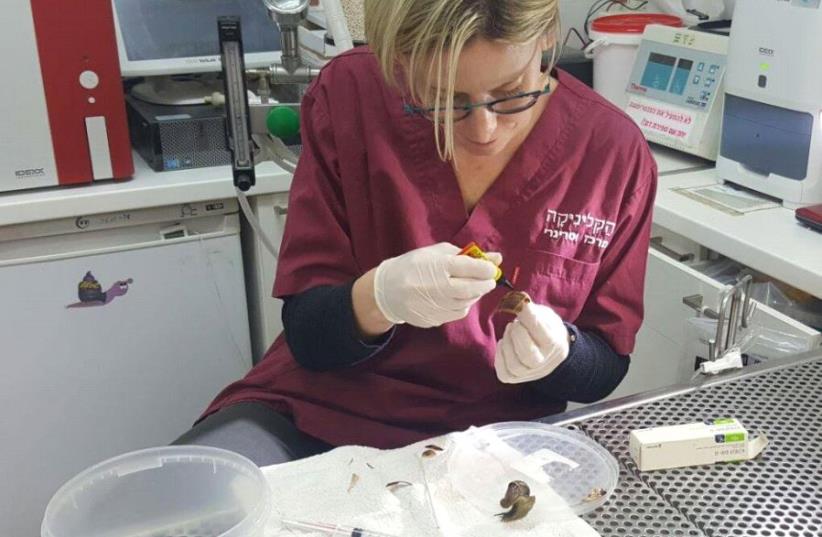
[66,272,133,308]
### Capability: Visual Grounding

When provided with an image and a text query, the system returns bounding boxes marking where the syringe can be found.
[282,518,398,537]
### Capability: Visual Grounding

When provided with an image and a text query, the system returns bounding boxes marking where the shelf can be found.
[0,152,292,228]
[653,168,822,298]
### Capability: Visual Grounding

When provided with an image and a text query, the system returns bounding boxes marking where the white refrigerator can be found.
[0,199,252,537]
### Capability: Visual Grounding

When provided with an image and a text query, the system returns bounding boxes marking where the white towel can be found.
[262,430,601,537]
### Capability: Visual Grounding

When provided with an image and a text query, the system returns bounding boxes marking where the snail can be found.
[496,480,536,522]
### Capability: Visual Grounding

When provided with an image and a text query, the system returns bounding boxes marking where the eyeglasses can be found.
[403,82,551,122]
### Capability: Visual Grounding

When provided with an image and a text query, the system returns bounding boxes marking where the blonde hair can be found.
[365,0,560,161]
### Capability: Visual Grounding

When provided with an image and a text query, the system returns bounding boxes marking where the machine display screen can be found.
[113,0,281,61]
[668,59,693,95]
[640,53,677,91]
[641,53,695,96]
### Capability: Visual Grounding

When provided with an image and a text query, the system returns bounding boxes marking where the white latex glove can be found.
[495,302,570,384]
[374,242,501,328]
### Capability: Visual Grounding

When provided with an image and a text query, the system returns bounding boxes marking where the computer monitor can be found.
[112,0,282,78]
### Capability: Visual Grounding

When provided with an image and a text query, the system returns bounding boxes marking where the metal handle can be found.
[727,290,741,349]
[273,205,288,216]
[706,275,756,364]
[582,37,607,59]
[682,294,719,319]
[651,237,695,263]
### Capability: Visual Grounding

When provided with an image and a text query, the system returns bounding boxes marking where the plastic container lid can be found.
[446,422,619,520]
[41,446,271,537]
[591,13,683,34]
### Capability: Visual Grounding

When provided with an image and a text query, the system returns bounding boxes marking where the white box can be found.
[629,418,767,472]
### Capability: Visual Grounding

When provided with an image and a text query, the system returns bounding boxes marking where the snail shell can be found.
[496,291,531,315]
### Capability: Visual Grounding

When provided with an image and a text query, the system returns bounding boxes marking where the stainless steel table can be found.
[542,350,822,536]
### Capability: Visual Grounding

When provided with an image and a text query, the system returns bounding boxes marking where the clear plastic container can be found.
[447,422,619,521]
[41,446,271,537]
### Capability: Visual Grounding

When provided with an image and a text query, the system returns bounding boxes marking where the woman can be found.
[175,0,657,465]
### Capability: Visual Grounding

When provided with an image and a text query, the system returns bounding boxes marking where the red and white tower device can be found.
[1,0,133,192]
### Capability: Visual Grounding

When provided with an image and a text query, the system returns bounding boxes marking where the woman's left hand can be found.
[495,302,570,384]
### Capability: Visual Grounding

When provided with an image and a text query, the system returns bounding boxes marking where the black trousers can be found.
[173,401,332,466]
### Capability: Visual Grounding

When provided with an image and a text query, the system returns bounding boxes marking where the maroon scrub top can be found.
[204,49,658,449]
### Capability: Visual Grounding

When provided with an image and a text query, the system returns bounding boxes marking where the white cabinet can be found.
[242,192,290,360]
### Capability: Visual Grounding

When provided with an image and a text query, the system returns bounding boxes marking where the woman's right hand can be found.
[370,242,501,328]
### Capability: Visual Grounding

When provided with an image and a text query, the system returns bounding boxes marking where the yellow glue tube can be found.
[458,242,514,289]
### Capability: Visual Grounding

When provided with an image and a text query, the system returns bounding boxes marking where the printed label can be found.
[626,99,696,144]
